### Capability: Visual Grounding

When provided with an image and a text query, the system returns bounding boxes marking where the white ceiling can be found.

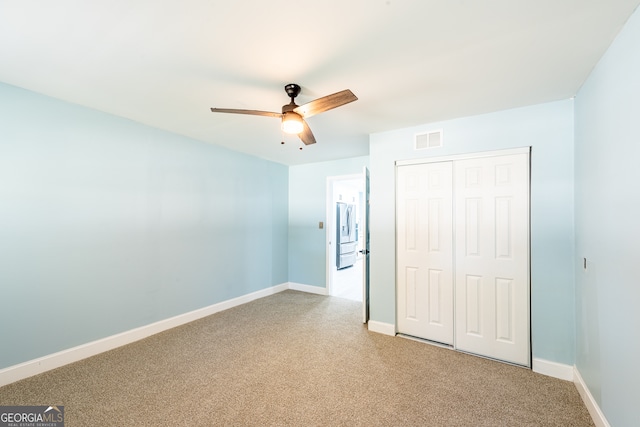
[1,1,638,165]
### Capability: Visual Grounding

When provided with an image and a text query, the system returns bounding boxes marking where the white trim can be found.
[1,282,608,427]
[0,283,289,387]
[367,320,396,336]
[574,367,611,427]
[288,282,328,295]
[531,360,611,427]
[532,358,575,381]
[395,146,531,167]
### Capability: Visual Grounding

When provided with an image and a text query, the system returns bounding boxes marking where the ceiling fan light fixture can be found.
[210,84,357,145]
[282,112,304,134]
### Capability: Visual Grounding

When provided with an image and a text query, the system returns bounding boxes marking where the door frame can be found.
[395,147,531,168]
[362,166,370,323]
[326,174,366,306]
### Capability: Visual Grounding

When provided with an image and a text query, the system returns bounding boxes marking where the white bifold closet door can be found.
[396,151,530,366]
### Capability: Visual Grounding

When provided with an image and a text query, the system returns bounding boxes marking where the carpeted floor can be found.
[0,290,594,426]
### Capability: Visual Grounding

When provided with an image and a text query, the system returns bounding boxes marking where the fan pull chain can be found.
[279,127,303,150]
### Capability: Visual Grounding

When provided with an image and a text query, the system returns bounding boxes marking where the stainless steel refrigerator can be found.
[336,202,357,269]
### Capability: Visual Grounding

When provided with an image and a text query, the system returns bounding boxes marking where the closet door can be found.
[454,153,530,366]
[397,162,454,345]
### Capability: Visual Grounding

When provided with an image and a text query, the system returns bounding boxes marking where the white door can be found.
[362,167,370,323]
[397,162,454,345]
[454,153,530,366]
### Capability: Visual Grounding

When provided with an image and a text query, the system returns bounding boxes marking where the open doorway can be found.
[326,174,364,302]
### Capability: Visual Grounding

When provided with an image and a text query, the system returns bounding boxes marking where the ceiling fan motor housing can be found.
[284,83,301,100]
[282,103,297,113]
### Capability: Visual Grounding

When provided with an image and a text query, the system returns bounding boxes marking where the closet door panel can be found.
[397,162,454,344]
[454,153,530,366]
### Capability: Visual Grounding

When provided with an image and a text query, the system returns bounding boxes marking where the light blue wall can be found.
[288,156,369,288]
[574,6,640,426]
[369,100,575,364]
[0,83,288,369]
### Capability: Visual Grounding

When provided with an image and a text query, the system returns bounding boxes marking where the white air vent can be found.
[415,130,443,150]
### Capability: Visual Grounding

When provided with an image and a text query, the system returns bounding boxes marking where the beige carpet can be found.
[0,290,594,426]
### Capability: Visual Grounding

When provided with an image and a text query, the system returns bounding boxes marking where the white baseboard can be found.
[0,285,611,427]
[0,283,289,387]
[532,358,574,381]
[367,320,396,336]
[287,282,328,295]
[532,360,610,427]
[574,367,611,427]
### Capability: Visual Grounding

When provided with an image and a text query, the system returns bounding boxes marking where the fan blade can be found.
[210,108,282,118]
[294,89,357,119]
[299,119,316,145]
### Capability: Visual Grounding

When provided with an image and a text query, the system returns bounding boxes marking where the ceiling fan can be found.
[210,84,357,146]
